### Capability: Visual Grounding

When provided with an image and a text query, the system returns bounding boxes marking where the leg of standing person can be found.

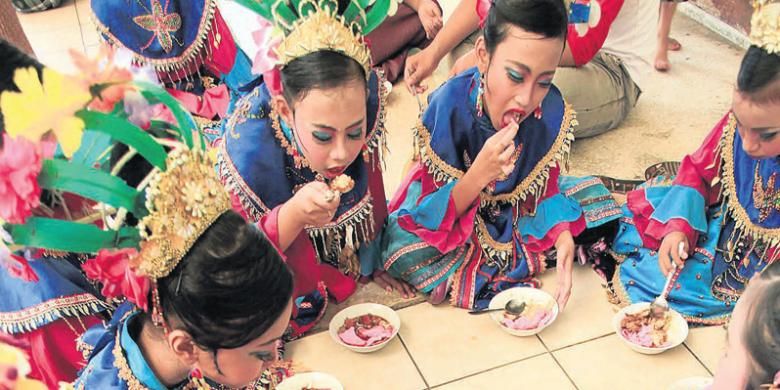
[655,1,678,72]
[553,52,641,139]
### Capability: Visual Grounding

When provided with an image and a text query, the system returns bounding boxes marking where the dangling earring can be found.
[534,103,543,120]
[290,127,305,170]
[186,368,212,390]
[151,285,170,336]
[362,144,370,163]
[476,71,485,117]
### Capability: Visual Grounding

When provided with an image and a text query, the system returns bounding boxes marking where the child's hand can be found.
[417,0,443,39]
[554,230,575,310]
[289,181,340,228]
[405,47,438,94]
[470,120,520,186]
[658,232,689,276]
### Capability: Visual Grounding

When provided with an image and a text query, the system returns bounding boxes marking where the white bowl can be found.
[328,303,400,353]
[488,287,559,336]
[668,376,714,390]
[613,302,689,355]
[276,372,343,390]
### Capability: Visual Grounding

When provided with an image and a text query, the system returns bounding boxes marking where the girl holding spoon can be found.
[609,0,780,324]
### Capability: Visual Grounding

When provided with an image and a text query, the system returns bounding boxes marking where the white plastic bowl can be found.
[613,302,689,355]
[488,287,559,336]
[276,372,343,390]
[328,303,400,353]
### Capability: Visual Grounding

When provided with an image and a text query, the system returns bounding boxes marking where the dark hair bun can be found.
[483,0,568,53]
[737,45,780,102]
[159,210,294,350]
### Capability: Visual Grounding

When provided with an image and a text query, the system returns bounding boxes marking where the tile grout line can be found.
[426,351,550,389]
[72,1,88,52]
[397,334,432,390]
[538,335,581,390]
[548,332,614,353]
[683,343,714,376]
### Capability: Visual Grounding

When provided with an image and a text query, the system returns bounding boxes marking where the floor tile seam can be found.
[398,333,432,390]
[425,350,551,389]
[540,335,581,390]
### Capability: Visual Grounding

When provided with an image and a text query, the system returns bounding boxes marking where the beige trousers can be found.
[553,52,641,139]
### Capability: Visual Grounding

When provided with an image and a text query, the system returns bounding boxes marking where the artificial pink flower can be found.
[251,17,281,75]
[0,134,42,225]
[83,248,151,311]
[251,16,284,95]
[476,0,492,28]
[70,46,134,113]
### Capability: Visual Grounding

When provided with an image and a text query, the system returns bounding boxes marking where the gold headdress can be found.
[235,0,398,77]
[134,147,231,280]
[751,0,780,54]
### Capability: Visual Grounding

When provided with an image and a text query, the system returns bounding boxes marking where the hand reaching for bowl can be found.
[554,230,575,311]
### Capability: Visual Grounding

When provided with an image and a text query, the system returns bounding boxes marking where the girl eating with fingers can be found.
[381,0,615,311]
[217,0,415,337]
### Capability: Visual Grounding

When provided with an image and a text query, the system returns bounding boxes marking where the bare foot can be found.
[668,37,682,51]
[655,49,671,72]
[655,57,670,72]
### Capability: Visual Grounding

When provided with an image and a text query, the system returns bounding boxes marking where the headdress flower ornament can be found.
[1,56,230,317]
[237,0,398,93]
[751,0,780,54]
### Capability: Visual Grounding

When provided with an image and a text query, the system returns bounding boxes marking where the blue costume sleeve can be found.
[517,193,582,244]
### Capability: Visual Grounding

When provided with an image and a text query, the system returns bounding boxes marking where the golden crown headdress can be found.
[134,147,231,280]
[235,0,398,77]
[751,0,780,54]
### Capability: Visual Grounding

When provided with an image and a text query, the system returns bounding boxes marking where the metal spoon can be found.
[649,242,685,317]
[469,299,526,315]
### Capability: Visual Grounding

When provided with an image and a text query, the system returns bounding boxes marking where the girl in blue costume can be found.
[75,212,294,390]
[382,0,621,310]
[2,49,295,388]
[63,94,295,389]
[610,0,780,325]
[217,0,415,337]
[90,0,255,139]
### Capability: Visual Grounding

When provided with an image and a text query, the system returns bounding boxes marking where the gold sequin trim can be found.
[720,113,780,245]
[415,104,577,209]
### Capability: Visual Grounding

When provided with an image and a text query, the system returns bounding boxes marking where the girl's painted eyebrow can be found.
[312,118,365,132]
[507,60,555,77]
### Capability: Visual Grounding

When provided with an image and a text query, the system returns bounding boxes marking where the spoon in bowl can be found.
[469,299,526,315]
[649,242,686,318]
